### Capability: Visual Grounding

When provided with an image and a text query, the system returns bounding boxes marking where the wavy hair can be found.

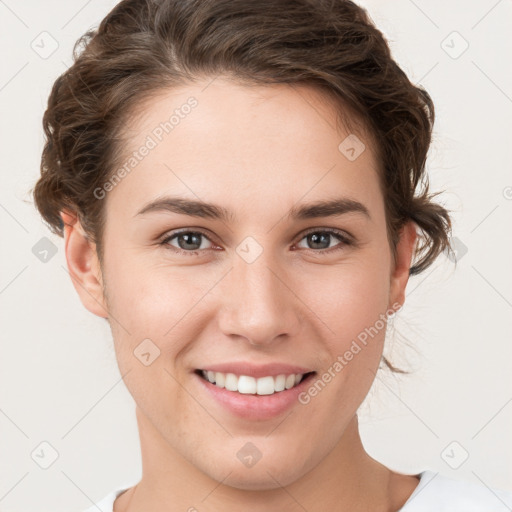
[32,0,453,372]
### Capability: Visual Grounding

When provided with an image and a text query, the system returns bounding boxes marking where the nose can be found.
[216,246,302,347]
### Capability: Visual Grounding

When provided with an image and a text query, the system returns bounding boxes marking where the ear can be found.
[388,221,418,309]
[61,210,109,319]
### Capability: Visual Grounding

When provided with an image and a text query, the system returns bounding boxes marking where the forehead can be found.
[106,77,382,221]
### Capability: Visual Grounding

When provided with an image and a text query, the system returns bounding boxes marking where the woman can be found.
[32,0,512,510]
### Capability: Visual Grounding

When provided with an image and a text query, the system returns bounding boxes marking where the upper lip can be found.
[197,362,315,379]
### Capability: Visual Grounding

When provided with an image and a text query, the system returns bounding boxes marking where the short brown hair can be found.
[32,0,453,370]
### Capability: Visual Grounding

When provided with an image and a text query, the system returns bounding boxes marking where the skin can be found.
[61,77,420,511]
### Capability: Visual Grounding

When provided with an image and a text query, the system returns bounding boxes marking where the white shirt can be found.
[84,469,512,512]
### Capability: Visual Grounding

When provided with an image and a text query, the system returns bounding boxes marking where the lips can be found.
[194,367,317,420]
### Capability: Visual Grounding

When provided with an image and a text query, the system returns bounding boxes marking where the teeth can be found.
[215,372,225,388]
[201,370,307,395]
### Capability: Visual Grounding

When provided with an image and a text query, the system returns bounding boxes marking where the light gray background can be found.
[1,1,511,510]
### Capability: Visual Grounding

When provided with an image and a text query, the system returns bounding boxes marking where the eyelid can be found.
[297,226,353,243]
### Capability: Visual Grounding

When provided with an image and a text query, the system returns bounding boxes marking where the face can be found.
[67,77,416,490]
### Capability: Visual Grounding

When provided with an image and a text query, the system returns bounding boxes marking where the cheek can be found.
[103,255,224,387]
[303,254,391,399]
[104,250,197,329]
[102,255,186,362]
[103,258,197,420]
[307,258,391,340]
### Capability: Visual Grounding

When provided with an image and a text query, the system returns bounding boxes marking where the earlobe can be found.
[61,210,109,319]
[388,221,418,309]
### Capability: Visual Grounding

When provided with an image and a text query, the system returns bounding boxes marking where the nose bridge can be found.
[218,239,299,345]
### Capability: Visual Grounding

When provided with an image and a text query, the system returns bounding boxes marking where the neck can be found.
[118,408,397,512]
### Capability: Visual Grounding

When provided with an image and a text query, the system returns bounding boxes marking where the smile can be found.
[193,362,318,420]
[198,369,315,395]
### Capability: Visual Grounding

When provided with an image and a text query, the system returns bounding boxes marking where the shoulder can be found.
[82,485,133,512]
[400,470,512,512]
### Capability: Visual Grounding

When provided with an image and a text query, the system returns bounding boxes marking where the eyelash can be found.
[159,228,353,257]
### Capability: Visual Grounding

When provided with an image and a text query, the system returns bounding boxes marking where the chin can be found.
[200,454,307,491]
[220,469,300,491]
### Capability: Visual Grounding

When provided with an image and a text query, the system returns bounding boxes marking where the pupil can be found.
[179,233,201,250]
[309,233,329,249]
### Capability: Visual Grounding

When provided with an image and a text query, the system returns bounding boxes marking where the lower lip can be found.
[194,371,316,421]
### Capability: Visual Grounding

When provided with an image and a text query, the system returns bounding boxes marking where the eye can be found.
[160,230,214,255]
[159,228,352,256]
[295,229,352,253]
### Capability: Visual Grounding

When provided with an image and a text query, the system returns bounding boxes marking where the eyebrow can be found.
[135,196,371,222]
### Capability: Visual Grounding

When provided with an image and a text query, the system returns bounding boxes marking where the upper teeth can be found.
[201,370,305,395]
